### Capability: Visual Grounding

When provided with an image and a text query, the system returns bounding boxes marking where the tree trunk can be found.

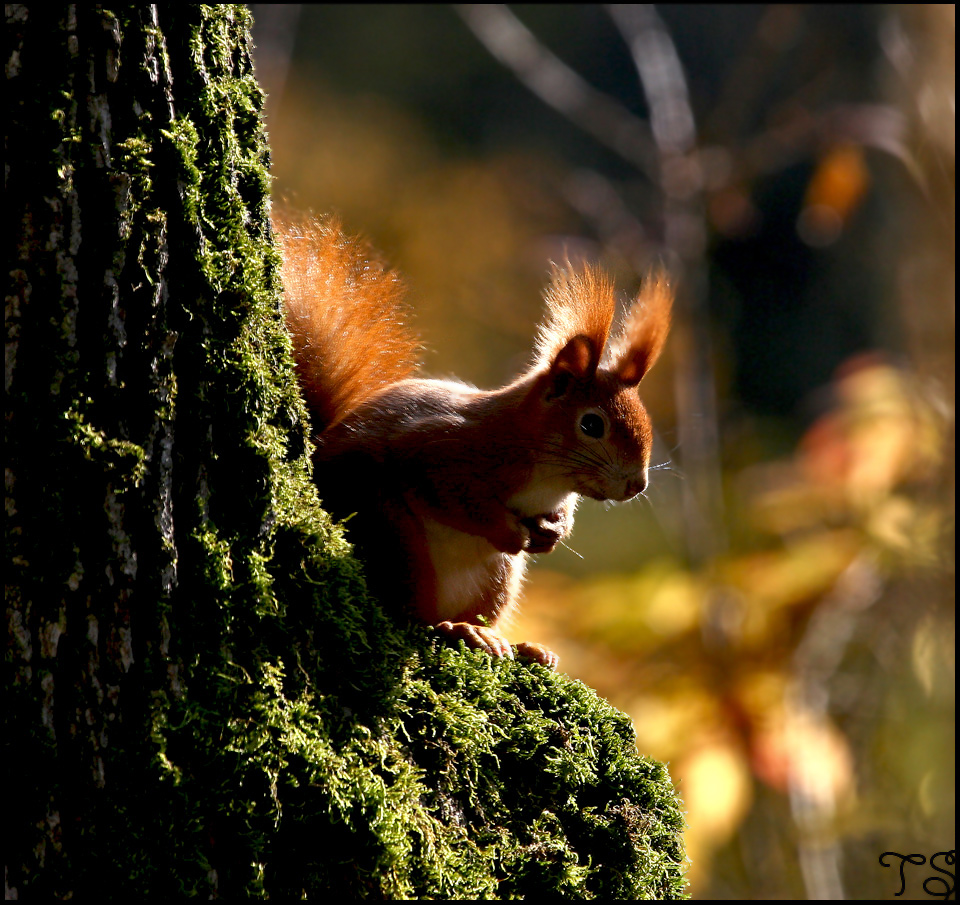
[5,5,686,898]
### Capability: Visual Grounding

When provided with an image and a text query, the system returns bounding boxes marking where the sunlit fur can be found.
[605,269,672,384]
[277,216,672,669]
[276,212,421,431]
[535,264,617,372]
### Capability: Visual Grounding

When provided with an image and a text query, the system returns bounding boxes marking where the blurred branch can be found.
[788,556,883,901]
[700,6,916,186]
[454,4,659,182]
[734,102,915,191]
[701,5,802,146]
[459,2,728,567]
[607,4,727,567]
[606,4,695,157]
[559,168,649,264]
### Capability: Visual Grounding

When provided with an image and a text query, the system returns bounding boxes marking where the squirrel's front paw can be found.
[515,641,560,670]
[521,512,566,554]
[435,621,514,660]
[435,623,559,671]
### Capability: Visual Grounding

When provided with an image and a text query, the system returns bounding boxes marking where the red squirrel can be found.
[276,213,672,670]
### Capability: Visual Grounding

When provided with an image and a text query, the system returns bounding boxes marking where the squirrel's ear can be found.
[546,334,598,398]
[610,274,672,386]
[536,264,615,380]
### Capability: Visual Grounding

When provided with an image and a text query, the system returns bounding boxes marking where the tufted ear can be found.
[609,272,672,386]
[555,333,600,377]
[545,333,599,399]
[535,264,616,372]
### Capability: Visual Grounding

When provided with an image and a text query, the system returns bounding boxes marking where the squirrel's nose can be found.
[624,471,648,499]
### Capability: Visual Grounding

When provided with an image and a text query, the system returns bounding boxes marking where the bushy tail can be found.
[274,212,421,432]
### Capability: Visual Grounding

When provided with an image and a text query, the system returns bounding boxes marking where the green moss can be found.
[65,407,147,489]
[201,639,687,898]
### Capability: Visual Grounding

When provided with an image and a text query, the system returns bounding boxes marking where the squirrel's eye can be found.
[579,413,605,438]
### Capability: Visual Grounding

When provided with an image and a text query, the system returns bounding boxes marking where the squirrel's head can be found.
[532,266,672,502]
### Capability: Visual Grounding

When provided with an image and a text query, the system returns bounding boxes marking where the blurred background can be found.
[250,5,954,898]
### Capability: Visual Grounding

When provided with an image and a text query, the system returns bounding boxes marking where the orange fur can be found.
[535,264,617,371]
[274,212,420,431]
[608,269,673,385]
[275,213,672,671]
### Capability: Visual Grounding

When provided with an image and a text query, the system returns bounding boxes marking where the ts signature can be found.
[879,850,955,899]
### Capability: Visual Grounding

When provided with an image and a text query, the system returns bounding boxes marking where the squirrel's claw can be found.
[436,621,515,660]
[435,623,559,670]
[515,641,560,671]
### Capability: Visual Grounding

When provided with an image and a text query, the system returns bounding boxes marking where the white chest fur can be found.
[507,472,579,519]
[421,517,518,621]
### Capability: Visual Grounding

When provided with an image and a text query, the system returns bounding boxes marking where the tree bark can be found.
[5,5,687,898]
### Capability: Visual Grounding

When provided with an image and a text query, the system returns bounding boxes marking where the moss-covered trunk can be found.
[5,4,686,898]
